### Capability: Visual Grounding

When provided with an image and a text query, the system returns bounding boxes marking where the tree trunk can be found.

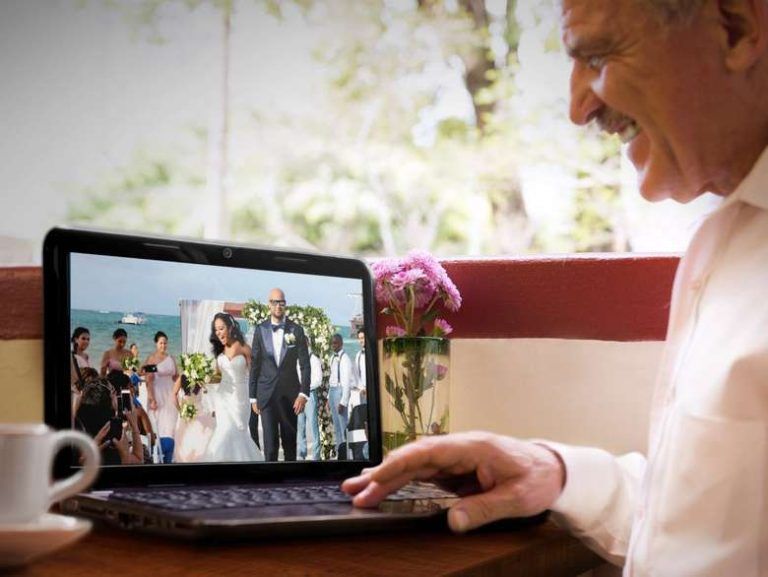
[204,2,232,239]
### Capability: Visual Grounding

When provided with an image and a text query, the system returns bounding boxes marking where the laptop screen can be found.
[68,251,370,467]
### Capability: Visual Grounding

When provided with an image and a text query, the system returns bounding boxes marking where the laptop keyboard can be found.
[109,483,457,512]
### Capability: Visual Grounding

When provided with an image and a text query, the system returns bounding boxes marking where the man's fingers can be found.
[368,436,473,486]
[351,467,440,508]
[341,471,372,495]
[447,489,513,533]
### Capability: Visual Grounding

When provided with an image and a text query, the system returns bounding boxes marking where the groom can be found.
[249,288,310,461]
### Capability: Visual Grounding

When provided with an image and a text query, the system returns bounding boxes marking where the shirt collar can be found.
[724,145,768,211]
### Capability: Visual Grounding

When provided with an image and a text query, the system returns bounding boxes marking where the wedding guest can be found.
[74,378,142,465]
[297,336,323,460]
[172,375,215,463]
[128,342,141,388]
[71,327,93,388]
[100,328,132,377]
[145,331,178,463]
[355,329,366,397]
[348,328,368,460]
[71,327,93,423]
[328,333,353,457]
[80,367,99,383]
[107,370,155,462]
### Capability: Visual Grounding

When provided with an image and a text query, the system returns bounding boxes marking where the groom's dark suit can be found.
[249,319,310,461]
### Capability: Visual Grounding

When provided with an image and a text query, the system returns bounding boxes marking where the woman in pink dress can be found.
[145,331,179,463]
[70,326,93,425]
[172,374,215,463]
[100,328,132,376]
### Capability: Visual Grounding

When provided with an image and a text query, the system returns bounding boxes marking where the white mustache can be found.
[596,107,633,134]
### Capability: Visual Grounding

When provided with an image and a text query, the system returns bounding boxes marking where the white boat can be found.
[119,312,146,325]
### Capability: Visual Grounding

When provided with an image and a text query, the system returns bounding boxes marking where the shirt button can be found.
[690,277,705,291]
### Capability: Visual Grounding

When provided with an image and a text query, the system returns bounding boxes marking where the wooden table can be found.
[17,518,603,577]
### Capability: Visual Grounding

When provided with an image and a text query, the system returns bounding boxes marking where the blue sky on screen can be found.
[70,253,363,324]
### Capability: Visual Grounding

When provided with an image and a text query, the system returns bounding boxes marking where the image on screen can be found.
[68,253,368,466]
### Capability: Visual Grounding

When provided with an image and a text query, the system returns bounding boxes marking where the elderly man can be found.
[343,0,768,574]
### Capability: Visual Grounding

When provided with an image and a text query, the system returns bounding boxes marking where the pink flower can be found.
[372,251,461,337]
[436,364,448,380]
[406,250,461,312]
[385,325,407,337]
[441,277,462,312]
[390,267,437,310]
[371,258,404,305]
[433,318,453,337]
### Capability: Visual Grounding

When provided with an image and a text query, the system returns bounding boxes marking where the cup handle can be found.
[49,430,101,504]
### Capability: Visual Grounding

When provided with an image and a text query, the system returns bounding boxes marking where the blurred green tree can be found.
[68,0,626,255]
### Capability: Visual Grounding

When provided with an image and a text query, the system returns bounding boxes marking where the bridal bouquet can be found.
[179,400,198,422]
[179,353,215,395]
[372,251,461,451]
[122,356,140,372]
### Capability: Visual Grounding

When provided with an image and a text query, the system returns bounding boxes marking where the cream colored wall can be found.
[0,339,44,423]
[1,337,662,455]
[449,338,662,455]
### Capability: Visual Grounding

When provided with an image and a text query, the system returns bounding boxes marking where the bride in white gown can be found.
[204,313,264,463]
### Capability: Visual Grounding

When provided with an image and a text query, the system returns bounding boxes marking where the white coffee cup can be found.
[0,423,100,525]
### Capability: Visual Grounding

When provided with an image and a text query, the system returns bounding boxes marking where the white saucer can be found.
[0,513,92,568]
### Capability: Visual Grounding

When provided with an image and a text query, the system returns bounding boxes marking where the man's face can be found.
[562,0,728,201]
[357,331,365,350]
[332,336,343,353]
[268,289,286,321]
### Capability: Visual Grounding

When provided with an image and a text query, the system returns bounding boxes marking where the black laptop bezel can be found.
[44,227,382,488]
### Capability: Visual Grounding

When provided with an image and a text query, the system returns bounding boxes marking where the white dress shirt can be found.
[355,350,366,389]
[271,325,284,362]
[297,353,323,391]
[350,349,366,409]
[329,349,354,406]
[546,147,768,576]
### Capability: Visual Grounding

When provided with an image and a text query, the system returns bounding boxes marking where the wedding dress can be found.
[204,354,264,462]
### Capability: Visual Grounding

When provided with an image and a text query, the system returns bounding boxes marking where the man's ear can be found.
[717,0,768,71]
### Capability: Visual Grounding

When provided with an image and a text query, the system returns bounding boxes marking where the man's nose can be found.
[568,61,603,126]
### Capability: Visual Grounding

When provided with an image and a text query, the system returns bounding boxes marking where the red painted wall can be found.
[0,255,679,342]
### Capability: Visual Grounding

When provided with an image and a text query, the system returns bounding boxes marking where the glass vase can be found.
[381,337,450,454]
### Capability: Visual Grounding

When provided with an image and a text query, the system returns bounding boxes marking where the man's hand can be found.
[251,402,260,415]
[338,404,347,415]
[293,395,307,415]
[341,432,565,533]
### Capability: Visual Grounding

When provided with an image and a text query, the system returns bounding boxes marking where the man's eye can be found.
[586,55,606,71]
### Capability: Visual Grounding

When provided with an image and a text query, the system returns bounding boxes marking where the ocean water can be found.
[71,309,184,362]
[71,310,361,364]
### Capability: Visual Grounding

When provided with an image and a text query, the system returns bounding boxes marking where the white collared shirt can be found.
[297,353,323,391]
[271,325,284,362]
[546,147,768,576]
[329,349,354,406]
[355,350,366,389]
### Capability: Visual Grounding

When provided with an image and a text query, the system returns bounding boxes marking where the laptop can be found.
[44,227,461,539]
